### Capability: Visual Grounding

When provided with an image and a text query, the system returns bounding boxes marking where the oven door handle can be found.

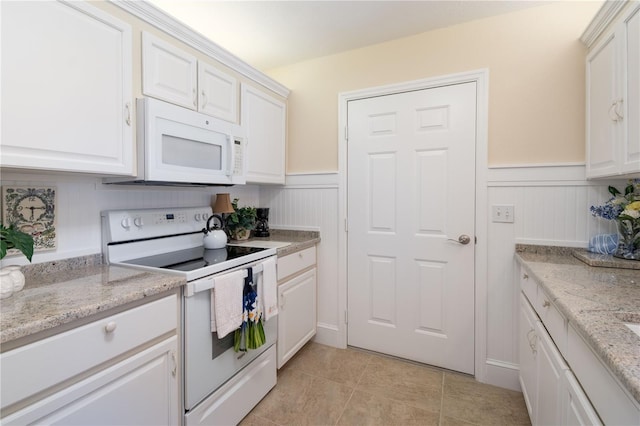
[184,277,216,298]
[184,264,265,297]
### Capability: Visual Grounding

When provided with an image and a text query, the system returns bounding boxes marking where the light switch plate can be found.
[492,205,514,223]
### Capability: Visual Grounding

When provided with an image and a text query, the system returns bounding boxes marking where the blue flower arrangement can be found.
[590,179,640,260]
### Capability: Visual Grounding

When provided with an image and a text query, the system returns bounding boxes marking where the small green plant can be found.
[1,223,34,262]
[225,198,257,239]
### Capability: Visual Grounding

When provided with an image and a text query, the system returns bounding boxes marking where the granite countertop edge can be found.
[0,230,320,347]
[514,245,640,405]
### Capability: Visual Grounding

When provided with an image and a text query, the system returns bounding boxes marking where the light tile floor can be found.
[241,342,531,426]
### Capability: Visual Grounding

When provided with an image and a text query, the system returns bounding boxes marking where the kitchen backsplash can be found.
[0,171,260,266]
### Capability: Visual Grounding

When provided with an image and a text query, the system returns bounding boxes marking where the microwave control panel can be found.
[233,138,244,176]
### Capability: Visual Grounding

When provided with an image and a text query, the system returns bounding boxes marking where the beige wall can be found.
[268,1,602,173]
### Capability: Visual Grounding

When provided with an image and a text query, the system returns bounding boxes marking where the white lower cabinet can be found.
[276,246,317,368]
[277,269,317,368]
[0,294,179,425]
[3,337,179,426]
[565,370,602,426]
[518,267,603,426]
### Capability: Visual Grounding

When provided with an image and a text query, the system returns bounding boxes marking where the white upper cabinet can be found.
[142,32,198,110]
[198,62,238,122]
[585,1,640,178]
[241,84,287,184]
[142,31,238,123]
[1,0,134,175]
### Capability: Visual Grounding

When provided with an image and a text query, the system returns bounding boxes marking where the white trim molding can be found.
[581,0,628,47]
[110,0,290,98]
[284,173,339,188]
[337,69,490,382]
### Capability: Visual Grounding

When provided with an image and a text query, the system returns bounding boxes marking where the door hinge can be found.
[344,310,348,324]
[344,218,348,232]
[344,126,349,141]
[475,236,478,244]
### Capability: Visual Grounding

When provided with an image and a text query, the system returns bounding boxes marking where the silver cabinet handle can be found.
[171,351,177,377]
[193,88,197,107]
[614,98,624,120]
[202,90,208,107]
[448,234,471,245]
[527,329,537,354]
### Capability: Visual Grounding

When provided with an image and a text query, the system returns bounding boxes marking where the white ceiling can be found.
[147,1,552,70]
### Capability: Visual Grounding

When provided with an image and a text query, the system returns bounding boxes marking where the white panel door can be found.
[586,30,620,178]
[622,5,640,174]
[198,62,238,123]
[241,84,286,184]
[1,0,133,175]
[347,82,476,374]
[142,31,197,110]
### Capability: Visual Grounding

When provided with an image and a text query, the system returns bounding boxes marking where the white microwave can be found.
[105,98,245,186]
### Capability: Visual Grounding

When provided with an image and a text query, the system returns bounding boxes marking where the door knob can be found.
[448,234,471,245]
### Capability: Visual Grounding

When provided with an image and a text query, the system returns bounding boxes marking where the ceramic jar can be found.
[0,266,26,298]
[4,265,25,291]
[0,270,15,299]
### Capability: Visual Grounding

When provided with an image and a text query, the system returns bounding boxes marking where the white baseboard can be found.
[483,359,521,391]
[312,322,344,349]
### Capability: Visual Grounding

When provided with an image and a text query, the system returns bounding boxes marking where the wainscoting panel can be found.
[484,165,623,390]
[260,173,341,346]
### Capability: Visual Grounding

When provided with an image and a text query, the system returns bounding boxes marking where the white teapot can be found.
[203,214,228,249]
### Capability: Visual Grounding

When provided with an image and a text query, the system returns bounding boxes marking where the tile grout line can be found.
[333,349,374,426]
[439,372,445,426]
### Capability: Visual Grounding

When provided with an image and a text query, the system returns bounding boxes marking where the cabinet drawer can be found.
[535,288,567,355]
[567,325,640,425]
[277,246,316,281]
[520,269,537,305]
[1,294,177,410]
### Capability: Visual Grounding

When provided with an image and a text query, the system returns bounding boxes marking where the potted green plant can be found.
[1,223,34,262]
[225,198,257,241]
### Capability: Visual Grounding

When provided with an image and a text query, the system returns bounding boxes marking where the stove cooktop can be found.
[122,245,267,273]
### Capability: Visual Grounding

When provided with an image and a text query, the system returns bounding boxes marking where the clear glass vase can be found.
[614,219,640,260]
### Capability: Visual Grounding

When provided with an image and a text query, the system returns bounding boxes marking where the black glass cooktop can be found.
[122,245,266,272]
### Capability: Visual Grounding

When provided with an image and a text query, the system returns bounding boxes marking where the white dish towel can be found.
[210,269,245,338]
[258,257,278,321]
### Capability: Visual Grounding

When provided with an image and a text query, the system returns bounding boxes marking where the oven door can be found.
[183,259,277,411]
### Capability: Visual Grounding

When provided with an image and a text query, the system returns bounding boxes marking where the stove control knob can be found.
[134,217,144,227]
[121,217,131,229]
[195,213,202,221]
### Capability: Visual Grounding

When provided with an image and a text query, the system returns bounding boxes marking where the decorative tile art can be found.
[2,186,57,253]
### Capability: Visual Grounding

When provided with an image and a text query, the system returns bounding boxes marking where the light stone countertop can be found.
[515,245,640,405]
[0,257,185,347]
[247,229,321,257]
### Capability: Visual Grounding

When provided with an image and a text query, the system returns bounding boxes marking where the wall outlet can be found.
[492,205,515,223]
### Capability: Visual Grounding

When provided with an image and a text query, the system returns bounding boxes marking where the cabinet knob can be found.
[542,300,551,308]
[104,321,117,333]
[522,273,529,280]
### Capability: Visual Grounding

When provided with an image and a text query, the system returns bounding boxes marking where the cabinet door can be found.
[565,371,602,426]
[198,62,238,123]
[621,4,640,174]
[277,268,317,368]
[519,294,538,423]
[142,31,198,110]
[1,1,134,175]
[241,84,286,184]
[535,321,568,426]
[2,337,179,426]
[586,28,621,178]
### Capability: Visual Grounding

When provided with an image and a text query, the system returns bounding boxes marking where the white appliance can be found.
[105,98,246,186]
[102,207,277,425]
